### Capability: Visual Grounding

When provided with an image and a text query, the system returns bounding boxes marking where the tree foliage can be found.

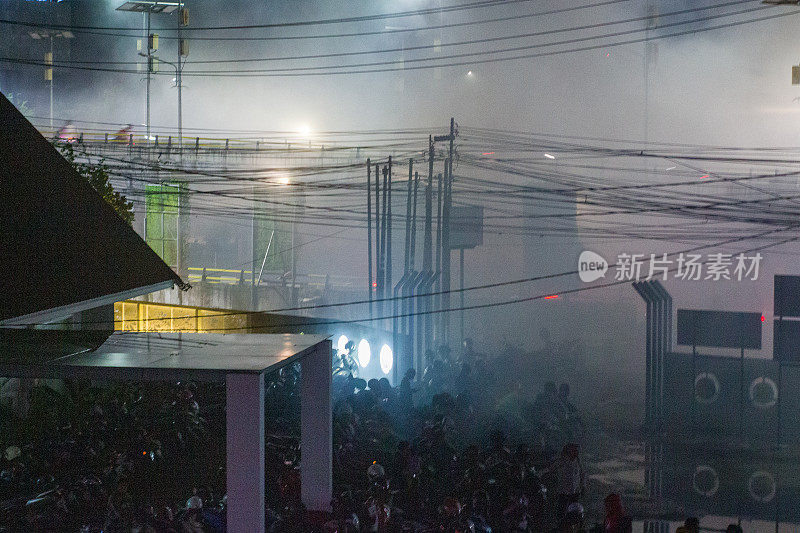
[57,143,135,225]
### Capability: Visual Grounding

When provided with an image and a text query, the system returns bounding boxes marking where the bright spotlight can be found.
[277,176,290,186]
[357,339,371,368]
[379,344,393,374]
[544,153,556,159]
[466,70,474,77]
[337,335,349,353]
[297,124,312,137]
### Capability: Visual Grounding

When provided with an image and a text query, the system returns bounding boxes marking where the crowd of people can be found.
[0,378,227,531]
[0,338,724,531]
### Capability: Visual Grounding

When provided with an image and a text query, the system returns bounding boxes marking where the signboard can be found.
[774,319,800,362]
[449,206,483,250]
[677,309,762,349]
[774,275,800,317]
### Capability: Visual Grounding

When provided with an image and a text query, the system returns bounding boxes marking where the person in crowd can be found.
[602,493,632,533]
[550,442,585,520]
[676,517,700,533]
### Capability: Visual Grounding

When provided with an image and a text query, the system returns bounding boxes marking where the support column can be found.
[226,372,265,533]
[301,340,332,512]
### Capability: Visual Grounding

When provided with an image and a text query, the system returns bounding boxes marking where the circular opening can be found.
[749,377,778,409]
[357,339,371,368]
[695,372,720,405]
[748,471,777,503]
[336,335,349,354]
[379,344,393,375]
[692,465,719,497]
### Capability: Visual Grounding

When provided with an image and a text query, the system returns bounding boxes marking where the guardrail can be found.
[184,267,358,288]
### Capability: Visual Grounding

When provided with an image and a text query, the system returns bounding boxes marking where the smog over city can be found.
[2,0,800,531]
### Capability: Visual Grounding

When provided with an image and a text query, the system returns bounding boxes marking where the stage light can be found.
[379,344,393,374]
[358,339,371,368]
[337,335,349,353]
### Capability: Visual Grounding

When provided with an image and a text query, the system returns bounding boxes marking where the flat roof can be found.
[0,331,329,381]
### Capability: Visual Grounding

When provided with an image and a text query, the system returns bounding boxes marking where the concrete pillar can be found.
[226,372,265,533]
[301,340,332,511]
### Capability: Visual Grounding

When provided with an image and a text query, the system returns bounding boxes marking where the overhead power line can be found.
[0,0,531,32]
[37,0,753,66]
[2,7,792,77]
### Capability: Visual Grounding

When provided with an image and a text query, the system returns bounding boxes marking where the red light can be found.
[544,295,559,300]
[761,315,766,322]
[372,282,377,288]
[481,152,495,156]
[605,52,611,57]
[700,174,709,179]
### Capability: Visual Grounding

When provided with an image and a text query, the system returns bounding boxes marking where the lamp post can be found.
[116,1,182,145]
[145,55,182,153]
[28,29,74,130]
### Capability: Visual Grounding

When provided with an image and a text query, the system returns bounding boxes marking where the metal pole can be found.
[404,159,413,275]
[443,118,455,341]
[146,9,151,146]
[252,187,257,310]
[387,157,393,322]
[423,139,434,355]
[49,35,54,130]
[375,163,381,317]
[367,160,373,319]
[434,171,443,340]
[442,158,452,340]
[403,160,413,335]
[381,165,389,318]
[257,230,274,286]
[423,137,433,272]
[177,2,183,153]
[460,248,464,346]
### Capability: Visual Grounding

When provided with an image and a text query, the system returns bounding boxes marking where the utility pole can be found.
[442,118,455,339]
[367,159,373,319]
[422,138,434,364]
[146,10,151,144]
[48,35,53,129]
[423,137,434,273]
[432,117,457,342]
[28,29,74,131]
[386,157,393,323]
[117,2,183,145]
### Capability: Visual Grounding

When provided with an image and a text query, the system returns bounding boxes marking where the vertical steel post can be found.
[387,157,393,325]
[367,160,373,319]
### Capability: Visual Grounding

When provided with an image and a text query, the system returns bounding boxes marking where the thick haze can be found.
[4,0,800,414]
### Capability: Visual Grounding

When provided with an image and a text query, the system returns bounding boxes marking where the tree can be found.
[57,143,135,225]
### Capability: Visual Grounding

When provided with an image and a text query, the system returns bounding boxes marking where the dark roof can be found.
[0,91,183,325]
[0,331,328,381]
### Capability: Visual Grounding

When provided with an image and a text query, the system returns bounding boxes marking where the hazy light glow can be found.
[379,344,393,374]
[277,176,290,186]
[544,153,556,159]
[337,335,349,353]
[358,339,371,368]
[297,124,312,137]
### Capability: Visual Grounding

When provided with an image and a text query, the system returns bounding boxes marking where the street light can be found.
[149,55,183,151]
[28,29,74,130]
[117,1,184,146]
